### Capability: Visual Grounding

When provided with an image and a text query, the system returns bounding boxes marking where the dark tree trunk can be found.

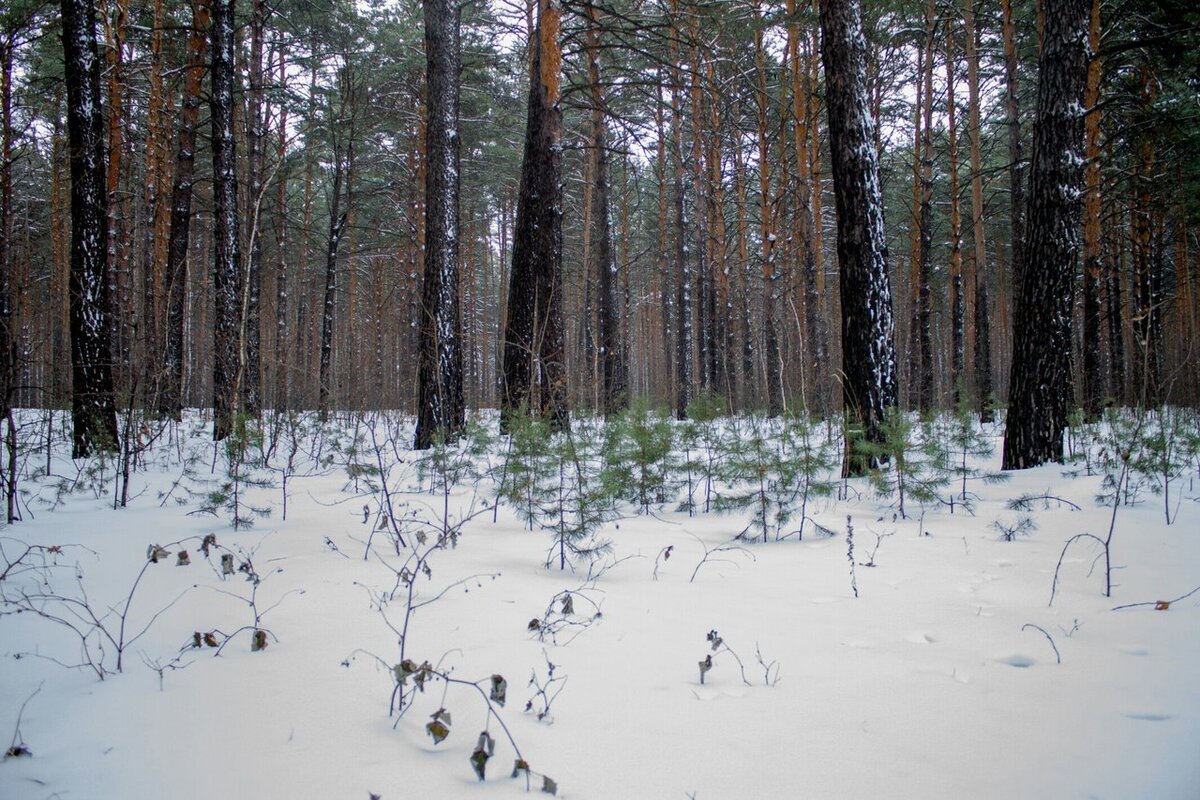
[965,0,994,420]
[62,0,119,457]
[210,0,241,441]
[916,0,935,412]
[1080,0,1103,419]
[819,0,899,477]
[413,0,465,449]
[160,0,209,419]
[1,33,15,414]
[2,30,18,520]
[585,4,626,417]
[669,1,692,419]
[1001,0,1027,297]
[502,0,568,431]
[1002,0,1088,470]
[318,164,346,421]
[242,0,267,415]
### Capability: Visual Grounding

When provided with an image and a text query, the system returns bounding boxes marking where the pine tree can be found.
[1002,0,1089,470]
[413,0,465,449]
[819,0,899,477]
[211,0,242,442]
[62,0,119,457]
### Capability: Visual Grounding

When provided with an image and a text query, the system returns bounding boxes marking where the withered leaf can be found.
[469,747,490,781]
[490,674,507,706]
[426,720,450,745]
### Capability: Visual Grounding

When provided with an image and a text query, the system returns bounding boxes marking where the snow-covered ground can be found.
[1,411,1197,799]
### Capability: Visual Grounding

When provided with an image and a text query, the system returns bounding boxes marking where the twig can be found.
[1020,624,1061,664]
[1111,584,1200,611]
[5,682,42,758]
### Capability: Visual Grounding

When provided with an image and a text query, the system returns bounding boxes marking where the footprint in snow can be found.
[996,654,1036,668]
[691,686,748,701]
[1119,647,1150,656]
[905,631,937,644]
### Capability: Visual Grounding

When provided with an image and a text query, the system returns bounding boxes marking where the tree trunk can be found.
[1002,0,1088,470]
[241,0,267,415]
[160,0,208,419]
[502,0,568,431]
[916,0,935,412]
[964,0,994,420]
[210,0,242,441]
[414,0,465,448]
[946,19,965,405]
[1001,0,1027,298]
[585,4,626,417]
[754,0,782,416]
[819,0,899,477]
[669,0,692,419]
[317,159,346,421]
[62,0,120,456]
[1080,0,1103,418]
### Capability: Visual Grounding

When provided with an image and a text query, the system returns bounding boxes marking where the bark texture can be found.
[210,0,241,441]
[819,0,899,477]
[414,0,465,449]
[1002,0,1088,470]
[62,0,119,456]
[501,0,568,431]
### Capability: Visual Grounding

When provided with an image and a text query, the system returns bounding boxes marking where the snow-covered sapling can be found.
[599,399,678,512]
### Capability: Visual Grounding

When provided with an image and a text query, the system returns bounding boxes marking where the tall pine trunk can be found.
[965,0,994,419]
[160,0,208,419]
[502,0,568,431]
[210,0,242,441]
[585,4,626,416]
[819,0,899,477]
[414,0,465,448]
[62,0,119,456]
[1080,0,1104,418]
[1002,0,1088,470]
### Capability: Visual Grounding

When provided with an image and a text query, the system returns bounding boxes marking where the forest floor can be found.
[1,410,1197,799]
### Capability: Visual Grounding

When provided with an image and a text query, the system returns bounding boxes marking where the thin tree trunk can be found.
[965,0,993,420]
[210,0,242,441]
[1080,0,1103,418]
[317,160,346,421]
[946,20,965,405]
[916,0,936,411]
[585,3,626,416]
[242,0,267,415]
[1001,0,1027,298]
[755,0,782,416]
[160,0,208,419]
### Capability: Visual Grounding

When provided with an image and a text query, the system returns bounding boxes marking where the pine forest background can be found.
[1,0,1198,423]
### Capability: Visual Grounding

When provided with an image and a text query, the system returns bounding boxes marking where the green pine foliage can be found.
[940,402,1010,509]
[599,400,679,513]
[858,410,951,520]
[496,412,613,569]
[714,413,837,542]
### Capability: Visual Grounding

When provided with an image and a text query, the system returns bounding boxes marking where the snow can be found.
[2,412,1199,799]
